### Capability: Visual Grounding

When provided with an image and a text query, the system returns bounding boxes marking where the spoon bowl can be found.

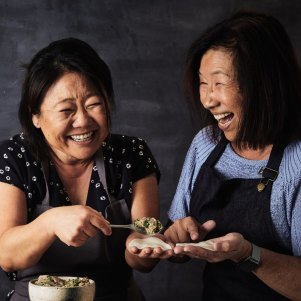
[110,217,163,235]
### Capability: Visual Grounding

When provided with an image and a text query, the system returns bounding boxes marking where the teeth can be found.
[71,132,93,142]
[213,112,232,121]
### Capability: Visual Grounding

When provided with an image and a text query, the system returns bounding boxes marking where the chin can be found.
[224,132,237,143]
[67,147,98,160]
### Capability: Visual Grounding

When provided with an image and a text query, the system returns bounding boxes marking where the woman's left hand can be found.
[173,232,252,263]
[126,232,174,260]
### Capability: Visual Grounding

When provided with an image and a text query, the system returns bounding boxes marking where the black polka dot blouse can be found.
[0,133,160,215]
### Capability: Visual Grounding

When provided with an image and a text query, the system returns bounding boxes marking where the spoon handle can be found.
[110,224,135,230]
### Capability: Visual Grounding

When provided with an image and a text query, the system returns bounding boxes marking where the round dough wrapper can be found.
[176,240,215,251]
[129,237,172,250]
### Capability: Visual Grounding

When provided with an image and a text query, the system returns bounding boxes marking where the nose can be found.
[72,108,92,128]
[201,86,218,109]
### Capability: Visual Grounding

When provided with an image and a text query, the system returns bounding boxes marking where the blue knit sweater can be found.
[168,127,301,256]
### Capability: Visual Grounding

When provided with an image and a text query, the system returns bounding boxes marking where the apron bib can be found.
[190,136,291,301]
[11,151,132,301]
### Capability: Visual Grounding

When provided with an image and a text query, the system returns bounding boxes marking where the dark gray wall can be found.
[1,0,301,300]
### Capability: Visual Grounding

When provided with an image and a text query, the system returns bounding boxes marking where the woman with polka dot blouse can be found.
[0,38,171,301]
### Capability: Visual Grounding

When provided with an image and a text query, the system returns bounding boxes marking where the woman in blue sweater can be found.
[165,10,301,301]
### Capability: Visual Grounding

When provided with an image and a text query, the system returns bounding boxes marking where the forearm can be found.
[0,212,56,271]
[254,248,301,301]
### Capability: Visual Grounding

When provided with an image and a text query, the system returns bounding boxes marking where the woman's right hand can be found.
[46,205,112,247]
[164,217,216,244]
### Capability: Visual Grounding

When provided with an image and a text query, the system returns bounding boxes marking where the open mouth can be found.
[214,112,234,126]
[69,131,95,142]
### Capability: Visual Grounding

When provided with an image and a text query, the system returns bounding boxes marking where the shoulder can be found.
[178,126,220,183]
[0,134,24,150]
[283,139,301,161]
[281,140,301,179]
[0,133,43,192]
[102,133,152,158]
[193,126,217,146]
[104,134,148,149]
[189,126,219,161]
[274,139,301,216]
[0,133,34,162]
[0,134,43,182]
[102,133,160,183]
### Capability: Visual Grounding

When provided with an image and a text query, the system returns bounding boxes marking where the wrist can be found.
[38,209,57,239]
[236,243,261,272]
[234,240,252,263]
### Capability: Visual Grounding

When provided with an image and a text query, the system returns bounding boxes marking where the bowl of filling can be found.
[28,275,95,301]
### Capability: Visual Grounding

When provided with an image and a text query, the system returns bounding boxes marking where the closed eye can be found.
[59,108,73,112]
[87,102,103,109]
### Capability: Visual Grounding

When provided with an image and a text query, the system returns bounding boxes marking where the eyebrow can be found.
[52,98,75,108]
[53,93,100,108]
[198,70,231,77]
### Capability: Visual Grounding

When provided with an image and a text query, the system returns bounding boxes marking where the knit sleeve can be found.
[274,140,301,256]
[167,140,196,221]
[168,128,217,221]
[290,181,301,256]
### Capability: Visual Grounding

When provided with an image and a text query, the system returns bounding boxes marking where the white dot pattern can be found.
[0,133,160,214]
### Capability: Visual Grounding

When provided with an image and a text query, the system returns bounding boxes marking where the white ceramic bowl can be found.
[28,276,95,301]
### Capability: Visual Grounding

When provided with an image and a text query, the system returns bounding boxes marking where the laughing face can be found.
[32,72,109,164]
[199,49,242,142]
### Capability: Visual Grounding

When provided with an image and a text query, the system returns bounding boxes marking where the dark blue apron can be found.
[190,136,292,301]
[9,151,133,301]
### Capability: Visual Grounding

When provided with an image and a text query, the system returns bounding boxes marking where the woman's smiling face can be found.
[199,48,242,142]
[32,72,109,164]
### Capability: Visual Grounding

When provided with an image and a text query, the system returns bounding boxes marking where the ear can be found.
[32,114,41,128]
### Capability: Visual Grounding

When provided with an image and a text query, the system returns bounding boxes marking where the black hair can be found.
[18,37,114,160]
[185,10,301,148]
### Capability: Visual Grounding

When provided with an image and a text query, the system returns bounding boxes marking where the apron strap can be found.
[95,149,113,204]
[205,134,228,167]
[257,143,285,192]
[38,160,51,207]
[260,143,285,179]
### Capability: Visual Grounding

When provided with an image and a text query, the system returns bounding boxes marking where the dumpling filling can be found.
[133,217,163,235]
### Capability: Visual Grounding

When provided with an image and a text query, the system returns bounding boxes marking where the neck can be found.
[231,143,273,160]
[51,155,94,178]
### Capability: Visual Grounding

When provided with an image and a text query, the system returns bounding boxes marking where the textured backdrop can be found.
[1,0,301,300]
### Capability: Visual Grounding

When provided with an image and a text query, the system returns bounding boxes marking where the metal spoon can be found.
[109,223,162,235]
[110,224,149,234]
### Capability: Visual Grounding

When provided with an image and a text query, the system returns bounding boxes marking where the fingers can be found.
[165,217,203,243]
[52,206,114,247]
[71,207,112,237]
[173,233,248,263]
[67,230,90,247]
[127,246,174,259]
[81,225,98,238]
[89,211,111,236]
[185,218,200,241]
[200,220,216,233]
[126,232,174,259]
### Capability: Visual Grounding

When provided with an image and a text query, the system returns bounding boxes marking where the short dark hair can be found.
[185,10,301,148]
[18,37,114,160]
